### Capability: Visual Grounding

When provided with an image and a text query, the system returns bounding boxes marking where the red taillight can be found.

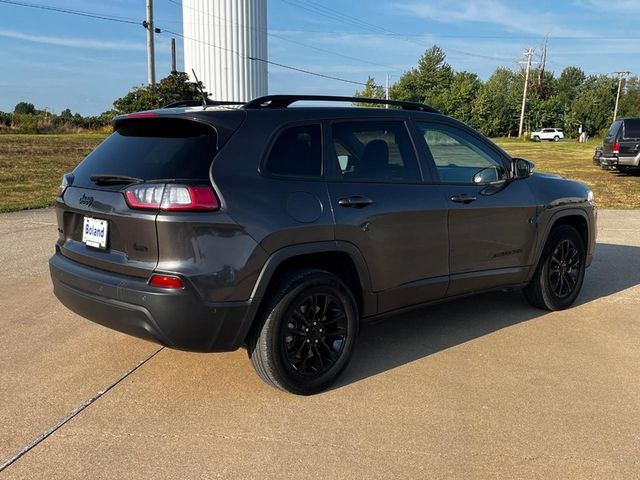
[613,140,620,154]
[124,184,164,210]
[149,274,184,289]
[124,184,220,212]
[57,174,70,198]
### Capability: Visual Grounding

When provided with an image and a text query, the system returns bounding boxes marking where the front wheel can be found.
[248,270,358,395]
[533,135,540,141]
[523,225,586,310]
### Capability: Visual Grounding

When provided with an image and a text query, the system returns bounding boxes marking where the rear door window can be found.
[623,119,640,139]
[73,118,217,187]
[264,124,322,178]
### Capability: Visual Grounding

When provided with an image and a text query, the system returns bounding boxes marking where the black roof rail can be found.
[163,99,245,108]
[242,95,440,113]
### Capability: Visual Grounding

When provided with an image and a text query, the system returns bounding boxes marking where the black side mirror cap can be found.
[512,157,535,179]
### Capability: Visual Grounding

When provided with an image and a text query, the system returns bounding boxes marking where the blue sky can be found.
[1,0,639,115]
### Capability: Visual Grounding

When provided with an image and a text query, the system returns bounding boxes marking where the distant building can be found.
[182,0,268,102]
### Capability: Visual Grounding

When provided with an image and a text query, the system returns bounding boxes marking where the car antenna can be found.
[191,69,209,110]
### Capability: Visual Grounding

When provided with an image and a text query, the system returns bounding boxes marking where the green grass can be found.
[494,138,640,209]
[0,134,637,212]
[0,134,107,213]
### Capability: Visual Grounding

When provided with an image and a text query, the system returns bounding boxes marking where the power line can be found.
[166,0,400,72]
[161,28,372,87]
[279,0,514,63]
[0,0,141,25]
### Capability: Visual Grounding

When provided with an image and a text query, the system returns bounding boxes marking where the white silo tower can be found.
[182,0,268,102]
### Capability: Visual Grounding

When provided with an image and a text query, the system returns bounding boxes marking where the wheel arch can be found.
[530,209,591,280]
[248,242,376,329]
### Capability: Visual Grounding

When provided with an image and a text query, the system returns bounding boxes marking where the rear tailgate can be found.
[56,115,236,278]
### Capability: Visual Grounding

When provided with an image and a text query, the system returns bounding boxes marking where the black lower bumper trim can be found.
[49,252,258,352]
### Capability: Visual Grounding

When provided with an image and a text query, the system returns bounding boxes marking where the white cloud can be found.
[393,0,589,37]
[0,28,145,51]
[577,0,640,11]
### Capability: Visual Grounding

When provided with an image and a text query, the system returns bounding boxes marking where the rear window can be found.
[73,118,217,187]
[623,119,640,139]
[607,120,622,138]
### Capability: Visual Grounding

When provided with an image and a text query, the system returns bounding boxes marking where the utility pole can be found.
[171,38,177,73]
[613,71,630,121]
[518,48,535,139]
[385,73,390,109]
[144,0,156,88]
[537,34,549,91]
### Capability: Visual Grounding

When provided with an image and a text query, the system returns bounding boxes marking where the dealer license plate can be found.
[82,216,108,250]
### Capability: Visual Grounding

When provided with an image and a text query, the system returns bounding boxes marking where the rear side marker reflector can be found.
[149,274,184,289]
[124,184,220,212]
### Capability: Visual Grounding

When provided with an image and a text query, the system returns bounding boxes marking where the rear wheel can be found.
[553,135,560,142]
[523,225,586,311]
[248,269,358,395]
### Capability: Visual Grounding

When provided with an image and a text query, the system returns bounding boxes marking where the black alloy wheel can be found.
[547,239,581,299]
[523,224,586,311]
[282,294,347,376]
[248,269,358,395]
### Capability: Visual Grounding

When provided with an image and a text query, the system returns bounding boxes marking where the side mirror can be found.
[512,158,535,179]
[472,167,501,185]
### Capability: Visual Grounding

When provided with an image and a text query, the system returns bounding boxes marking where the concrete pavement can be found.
[1,208,639,479]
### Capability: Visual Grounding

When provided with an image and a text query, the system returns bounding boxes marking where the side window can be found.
[264,124,322,177]
[417,123,508,184]
[330,121,420,183]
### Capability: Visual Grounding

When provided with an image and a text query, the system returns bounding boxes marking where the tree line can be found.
[2,49,637,137]
[0,72,203,134]
[355,46,640,138]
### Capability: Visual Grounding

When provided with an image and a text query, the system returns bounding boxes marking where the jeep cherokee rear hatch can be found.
[56,116,225,278]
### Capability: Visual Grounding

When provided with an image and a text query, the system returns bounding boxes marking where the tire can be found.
[533,135,540,141]
[553,135,560,142]
[523,225,586,311]
[618,166,630,174]
[247,269,359,395]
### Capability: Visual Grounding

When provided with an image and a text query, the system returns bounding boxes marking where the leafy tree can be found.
[14,102,35,115]
[438,71,481,124]
[354,76,386,107]
[113,71,206,114]
[471,68,521,136]
[390,45,453,110]
[618,76,640,118]
[570,75,617,135]
[556,67,586,105]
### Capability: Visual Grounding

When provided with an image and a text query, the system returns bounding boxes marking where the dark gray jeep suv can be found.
[49,95,597,394]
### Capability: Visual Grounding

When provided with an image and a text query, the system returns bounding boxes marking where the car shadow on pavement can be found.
[336,243,640,389]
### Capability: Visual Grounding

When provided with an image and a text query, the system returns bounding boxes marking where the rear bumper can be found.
[617,154,640,167]
[49,251,258,352]
[599,156,618,169]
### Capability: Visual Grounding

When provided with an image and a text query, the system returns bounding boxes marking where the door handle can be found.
[450,194,477,204]
[338,196,374,208]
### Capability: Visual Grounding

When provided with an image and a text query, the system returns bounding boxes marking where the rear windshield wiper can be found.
[89,174,145,185]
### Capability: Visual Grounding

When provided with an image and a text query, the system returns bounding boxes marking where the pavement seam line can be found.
[0,346,165,473]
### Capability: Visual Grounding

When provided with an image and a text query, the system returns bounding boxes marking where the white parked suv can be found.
[531,128,564,142]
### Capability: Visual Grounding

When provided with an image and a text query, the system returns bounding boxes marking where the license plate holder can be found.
[82,216,108,250]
